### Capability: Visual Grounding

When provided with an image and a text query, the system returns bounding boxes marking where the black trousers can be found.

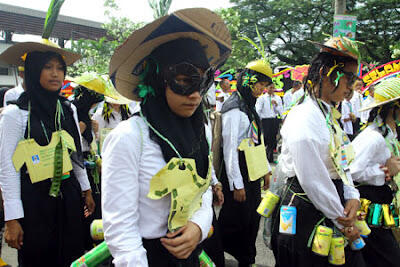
[262,118,280,162]
[202,209,225,267]
[83,151,103,250]
[218,151,261,265]
[271,177,366,267]
[18,167,85,267]
[357,184,400,267]
[143,237,201,267]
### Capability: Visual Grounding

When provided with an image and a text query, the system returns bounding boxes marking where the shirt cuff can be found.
[230,177,244,191]
[343,184,360,201]
[112,246,149,267]
[4,198,24,221]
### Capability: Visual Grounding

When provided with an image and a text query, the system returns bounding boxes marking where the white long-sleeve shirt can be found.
[340,99,354,135]
[350,91,363,119]
[349,124,390,186]
[101,116,213,267]
[255,93,283,119]
[360,96,374,123]
[216,91,230,112]
[221,108,271,191]
[278,97,359,229]
[0,104,91,221]
[3,84,24,106]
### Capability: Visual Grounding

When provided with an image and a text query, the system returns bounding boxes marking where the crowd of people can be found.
[0,6,399,267]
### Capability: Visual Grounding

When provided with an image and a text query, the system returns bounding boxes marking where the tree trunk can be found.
[335,0,346,15]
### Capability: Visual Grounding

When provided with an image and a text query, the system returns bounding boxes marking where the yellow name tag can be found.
[147,156,212,232]
[12,130,76,183]
[238,136,270,181]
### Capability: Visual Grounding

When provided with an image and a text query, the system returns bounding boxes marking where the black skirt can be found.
[271,177,366,267]
[356,184,400,267]
[218,151,261,265]
[18,166,85,267]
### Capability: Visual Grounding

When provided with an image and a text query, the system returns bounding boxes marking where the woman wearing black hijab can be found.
[102,8,231,266]
[0,47,94,266]
[218,60,273,267]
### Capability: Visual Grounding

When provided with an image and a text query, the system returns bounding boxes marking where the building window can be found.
[0,67,9,75]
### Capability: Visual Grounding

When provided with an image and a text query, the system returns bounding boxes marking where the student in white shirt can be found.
[360,85,375,124]
[256,83,283,162]
[92,97,132,140]
[219,59,272,267]
[271,37,365,267]
[283,80,302,114]
[216,79,231,111]
[341,90,356,140]
[3,66,25,107]
[351,80,364,135]
[0,44,93,266]
[102,9,231,267]
[349,78,400,267]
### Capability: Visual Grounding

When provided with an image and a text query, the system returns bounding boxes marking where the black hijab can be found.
[72,86,104,144]
[16,51,84,166]
[138,39,210,178]
[0,87,10,108]
[221,69,271,145]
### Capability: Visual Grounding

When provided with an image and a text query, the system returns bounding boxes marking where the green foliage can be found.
[352,0,400,63]
[220,0,399,68]
[390,43,400,59]
[148,0,172,19]
[67,0,144,76]
[216,8,257,70]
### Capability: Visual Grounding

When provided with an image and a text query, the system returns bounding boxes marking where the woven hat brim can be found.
[359,95,400,112]
[0,42,80,66]
[109,8,232,101]
[104,95,132,105]
[309,41,358,61]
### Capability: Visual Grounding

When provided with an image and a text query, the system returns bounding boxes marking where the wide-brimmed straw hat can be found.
[109,8,232,101]
[359,77,400,112]
[309,36,361,63]
[0,39,80,66]
[246,60,273,79]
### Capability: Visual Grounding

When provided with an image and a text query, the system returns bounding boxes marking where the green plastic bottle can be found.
[70,241,111,267]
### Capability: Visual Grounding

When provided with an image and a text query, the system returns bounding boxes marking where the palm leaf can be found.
[42,0,65,39]
[241,25,270,63]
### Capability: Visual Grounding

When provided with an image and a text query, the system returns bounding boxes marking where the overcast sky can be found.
[0,0,233,23]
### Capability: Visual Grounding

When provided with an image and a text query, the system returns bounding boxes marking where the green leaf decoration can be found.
[49,139,63,197]
[42,0,65,39]
[240,25,271,64]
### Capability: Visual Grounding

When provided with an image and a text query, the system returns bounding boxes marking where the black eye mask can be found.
[164,62,215,96]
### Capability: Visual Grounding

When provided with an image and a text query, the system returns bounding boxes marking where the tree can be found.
[222,0,399,68]
[216,8,257,70]
[148,0,172,19]
[352,0,400,64]
[67,0,144,76]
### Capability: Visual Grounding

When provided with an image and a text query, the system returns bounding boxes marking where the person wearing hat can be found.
[71,85,105,250]
[101,8,231,266]
[92,96,132,141]
[3,66,25,107]
[0,38,94,266]
[349,78,400,267]
[217,58,273,267]
[256,82,283,162]
[271,36,365,266]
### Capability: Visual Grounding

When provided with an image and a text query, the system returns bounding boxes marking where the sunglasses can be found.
[164,62,215,96]
[340,70,358,87]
